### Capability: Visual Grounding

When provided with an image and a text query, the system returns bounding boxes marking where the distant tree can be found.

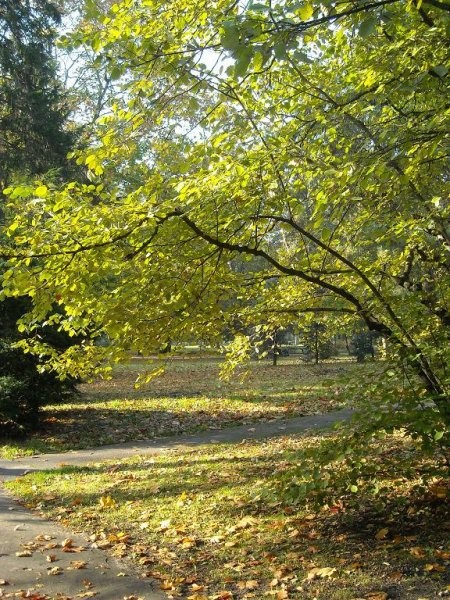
[0,0,74,188]
[0,0,77,435]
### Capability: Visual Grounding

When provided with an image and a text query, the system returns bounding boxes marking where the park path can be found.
[0,407,352,600]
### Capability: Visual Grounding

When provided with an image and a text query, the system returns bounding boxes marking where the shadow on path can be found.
[0,407,353,479]
[0,407,353,599]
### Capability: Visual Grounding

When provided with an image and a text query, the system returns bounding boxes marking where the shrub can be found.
[0,341,77,437]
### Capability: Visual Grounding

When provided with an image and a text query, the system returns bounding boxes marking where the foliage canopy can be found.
[1,1,449,437]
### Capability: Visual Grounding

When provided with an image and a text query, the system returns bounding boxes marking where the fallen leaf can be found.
[245,581,259,590]
[365,593,388,600]
[159,519,171,531]
[178,536,198,549]
[410,547,426,558]
[306,566,337,580]
[209,535,223,544]
[375,528,389,541]
[429,482,448,499]
[46,554,57,562]
[211,592,233,600]
[99,495,116,509]
[424,563,445,572]
[160,580,175,591]
[47,566,63,575]
[235,516,257,530]
[15,550,33,557]
[70,560,88,569]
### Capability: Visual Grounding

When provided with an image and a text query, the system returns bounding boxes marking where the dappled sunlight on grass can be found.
[1,359,366,457]
[7,431,448,599]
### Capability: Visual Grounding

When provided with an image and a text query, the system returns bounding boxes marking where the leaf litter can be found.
[2,359,356,458]
[6,428,448,599]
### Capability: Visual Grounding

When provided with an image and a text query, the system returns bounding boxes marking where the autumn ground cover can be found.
[6,429,449,600]
[0,357,358,458]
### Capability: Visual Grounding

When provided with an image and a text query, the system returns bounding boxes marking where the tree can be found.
[0,0,77,433]
[0,0,75,188]
[1,0,448,443]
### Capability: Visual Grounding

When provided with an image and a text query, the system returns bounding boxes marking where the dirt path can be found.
[0,408,352,599]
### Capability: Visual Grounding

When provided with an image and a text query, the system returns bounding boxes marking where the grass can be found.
[6,431,449,600]
[1,357,365,458]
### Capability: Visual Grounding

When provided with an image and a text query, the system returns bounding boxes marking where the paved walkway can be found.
[0,408,352,599]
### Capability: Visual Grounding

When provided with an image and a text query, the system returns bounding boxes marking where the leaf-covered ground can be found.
[6,432,449,600]
[1,358,361,458]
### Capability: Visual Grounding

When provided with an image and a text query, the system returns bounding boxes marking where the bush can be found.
[0,341,77,437]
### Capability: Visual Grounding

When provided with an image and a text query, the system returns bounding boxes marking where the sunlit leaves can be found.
[1,0,449,433]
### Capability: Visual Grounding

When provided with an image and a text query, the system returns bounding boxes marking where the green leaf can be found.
[434,431,444,441]
[296,3,314,21]
[234,47,253,78]
[220,22,240,51]
[274,41,287,59]
[358,17,377,37]
[431,65,448,78]
[248,3,269,12]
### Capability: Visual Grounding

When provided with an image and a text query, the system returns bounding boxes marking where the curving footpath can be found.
[0,408,352,599]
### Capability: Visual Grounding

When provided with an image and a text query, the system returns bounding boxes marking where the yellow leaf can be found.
[424,563,445,572]
[235,516,257,530]
[246,580,259,590]
[99,495,116,509]
[35,185,48,198]
[410,546,426,558]
[160,580,175,590]
[365,593,389,600]
[306,566,337,580]
[297,3,313,20]
[375,527,389,540]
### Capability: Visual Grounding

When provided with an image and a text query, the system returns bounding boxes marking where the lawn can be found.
[1,358,364,458]
[6,431,449,600]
